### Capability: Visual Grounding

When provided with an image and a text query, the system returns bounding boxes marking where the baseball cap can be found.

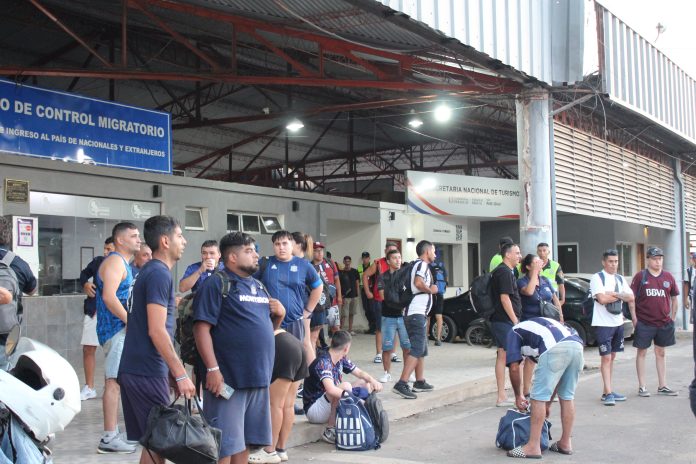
[646,246,663,258]
[361,251,370,258]
[313,242,325,249]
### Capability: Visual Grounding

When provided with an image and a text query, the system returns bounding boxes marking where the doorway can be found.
[557,243,579,274]
[636,243,645,271]
[467,243,480,285]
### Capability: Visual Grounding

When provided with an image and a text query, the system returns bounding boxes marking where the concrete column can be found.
[516,88,553,255]
[667,159,687,328]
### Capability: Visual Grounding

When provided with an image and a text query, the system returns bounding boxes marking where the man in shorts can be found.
[357,251,375,333]
[363,241,401,364]
[339,256,360,335]
[256,231,323,364]
[194,232,284,464]
[376,249,411,383]
[630,246,680,397]
[118,216,195,464]
[590,249,634,406]
[505,317,584,458]
[302,331,382,443]
[311,242,341,346]
[490,242,522,407]
[78,236,114,401]
[95,222,141,454]
[392,240,438,399]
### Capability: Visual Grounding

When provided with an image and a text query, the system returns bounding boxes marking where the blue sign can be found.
[0,80,171,173]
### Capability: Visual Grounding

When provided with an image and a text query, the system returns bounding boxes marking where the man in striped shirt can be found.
[505,317,584,459]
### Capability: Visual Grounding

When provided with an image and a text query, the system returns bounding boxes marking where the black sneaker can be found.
[412,380,434,392]
[392,381,417,399]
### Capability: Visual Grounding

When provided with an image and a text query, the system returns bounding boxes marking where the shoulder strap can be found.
[598,271,605,285]
[215,271,231,297]
[636,269,649,300]
[0,250,16,266]
[252,277,271,299]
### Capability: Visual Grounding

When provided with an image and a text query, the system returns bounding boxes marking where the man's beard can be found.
[239,263,259,275]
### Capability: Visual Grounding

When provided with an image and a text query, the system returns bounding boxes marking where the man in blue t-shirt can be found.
[256,230,323,362]
[193,232,285,463]
[302,331,382,444]
[179,239,223,293]
[118,216,195,463]
[95,222,141,454]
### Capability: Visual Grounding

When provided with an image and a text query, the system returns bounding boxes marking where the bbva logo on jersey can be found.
[646,288,667,297]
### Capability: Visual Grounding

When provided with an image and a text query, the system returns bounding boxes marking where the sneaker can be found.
[321,427,336,444]
[611,392,627,402]
[408,372,416,383]
[412,380,434,392]
[349,331,357,336]
[638,386,651,397]
[373,354,382,363]
[379,371,392,383]
[391,354,401,363]
[296,384,303,398]
[392,381,417,399]
[601,393,616,406]
[115,426,139,446]
[80,385,97,401]
[657,386,678,396]
[97,435,137,454]
[434,340,442,346]
[293,404,305,415]
[276,449,288,462]
[248,447,281,464]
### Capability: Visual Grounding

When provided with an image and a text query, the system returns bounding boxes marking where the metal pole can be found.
[672,159,688,329]
[516,87,553,254]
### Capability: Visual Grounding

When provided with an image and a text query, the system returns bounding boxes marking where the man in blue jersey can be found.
[194,232,286,464]
[256,231,323,363]
[179,239,223,293]
[118,216,195,464]
[505,317,584,459]
[95,222,141,454]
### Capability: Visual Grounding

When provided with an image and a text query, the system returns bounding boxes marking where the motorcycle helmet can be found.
[0,337,81,442]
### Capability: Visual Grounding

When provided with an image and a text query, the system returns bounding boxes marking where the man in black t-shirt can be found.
[490,242,522,407]
[339,256,360,334]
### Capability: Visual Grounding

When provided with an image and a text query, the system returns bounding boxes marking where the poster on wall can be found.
[16,218,33,247]
[0,79,171,174]
[406,171,520,218]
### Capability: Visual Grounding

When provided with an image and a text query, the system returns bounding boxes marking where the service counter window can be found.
[28,192,160,296]
[227,211,282,235]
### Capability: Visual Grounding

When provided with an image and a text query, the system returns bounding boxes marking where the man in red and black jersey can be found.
[629,247,680,397]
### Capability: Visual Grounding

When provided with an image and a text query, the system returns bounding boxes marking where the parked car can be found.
[432,278,633,346]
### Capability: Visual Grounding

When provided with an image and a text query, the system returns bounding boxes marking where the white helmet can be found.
[0,337,81,442]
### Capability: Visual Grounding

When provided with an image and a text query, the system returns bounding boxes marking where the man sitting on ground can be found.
[302,331,382,444]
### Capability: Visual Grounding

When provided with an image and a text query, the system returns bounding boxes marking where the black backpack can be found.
[0,251,20,334]
[381,262,416,308]
[175,271,231,366]
[469,272,496,320]
[313,260,337,313]
[365,392,389,444]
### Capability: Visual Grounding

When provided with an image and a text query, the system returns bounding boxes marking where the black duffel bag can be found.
[140,397,221,464]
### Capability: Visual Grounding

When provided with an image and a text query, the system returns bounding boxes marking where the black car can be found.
[432,278,632,346]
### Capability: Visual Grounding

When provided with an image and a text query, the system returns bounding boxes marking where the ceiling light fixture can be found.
[408,109,423,128]
[433,103,452,123]
[286,118,304,132]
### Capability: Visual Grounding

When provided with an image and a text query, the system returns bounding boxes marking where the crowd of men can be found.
[1,212,693,463]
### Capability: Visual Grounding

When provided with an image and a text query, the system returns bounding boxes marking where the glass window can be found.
[227,213,240,232]
[185,207,205,231]
[242,214,260,233]
[261,216,282,234]
[617,243,632,276]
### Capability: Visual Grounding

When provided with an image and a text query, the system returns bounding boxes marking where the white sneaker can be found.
[373,354,382,363]
[379,371,392,383]
[97,435,136,454]
[409,372,416,383]
[80,385,97,401]
[248,447,281,464]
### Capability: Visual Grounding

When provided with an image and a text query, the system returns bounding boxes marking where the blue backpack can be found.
[335,392,379,451]
[495,409,552,451]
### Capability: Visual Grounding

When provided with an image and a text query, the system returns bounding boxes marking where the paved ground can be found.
[48,330,694,463]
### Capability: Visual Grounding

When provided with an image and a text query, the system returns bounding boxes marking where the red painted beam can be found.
[0,67,519,93]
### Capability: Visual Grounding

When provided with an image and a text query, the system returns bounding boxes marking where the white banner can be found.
[406,171,520,218]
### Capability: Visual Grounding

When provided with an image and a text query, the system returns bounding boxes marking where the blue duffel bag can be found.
[495,409,552,451]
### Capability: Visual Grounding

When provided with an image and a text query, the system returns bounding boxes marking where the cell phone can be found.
[219,383,234,400]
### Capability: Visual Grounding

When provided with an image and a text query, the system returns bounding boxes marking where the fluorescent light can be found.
[286,118,304,132]
[433,104,452,122]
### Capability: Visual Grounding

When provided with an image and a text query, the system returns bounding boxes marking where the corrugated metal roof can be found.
[597,2,696,146]
[375,0,586,85]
